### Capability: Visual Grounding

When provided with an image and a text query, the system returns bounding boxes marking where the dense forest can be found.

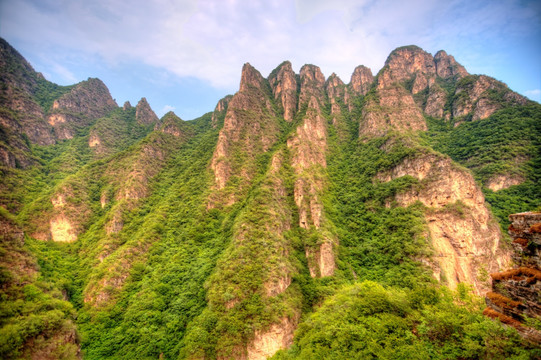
[1,38,540,359]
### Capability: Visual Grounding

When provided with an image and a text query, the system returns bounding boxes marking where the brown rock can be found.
[52,78,117,119]
[209,63,278,205]
[211,95,233,128]
[424,84,447,118]
[377,46,436,89]
[298,64,326,108]
[240,63,265,92]
[376,151,508,294]
[349,65,374,96]
[135,97,159,125]
[268,61,298,122]
[359,86,426,138]
[246,317,297,360]
[434,50,468,79]
[485,212,541,344]
[486,173,525,191]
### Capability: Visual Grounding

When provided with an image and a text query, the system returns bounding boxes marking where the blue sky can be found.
[1,0,540,119]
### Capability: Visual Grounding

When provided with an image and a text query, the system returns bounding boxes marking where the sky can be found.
[1,0,540,119]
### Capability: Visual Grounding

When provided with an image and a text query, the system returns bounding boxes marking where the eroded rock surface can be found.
[376,151,508,293]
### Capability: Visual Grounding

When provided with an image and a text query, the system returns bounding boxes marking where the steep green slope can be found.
[1,39,540,359]
[422,104,541,227]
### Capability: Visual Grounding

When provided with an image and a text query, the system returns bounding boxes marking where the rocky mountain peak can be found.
[378,45,436,88]
[268,61,297,122]
[300,64,326,85]
[325,73,346,103]
[240,62,265,92]
[349,65,374,95]
[123,101,132,110]
[52,78,117,118]
[434,50,468,79]
[135,97,159,125]
[299,64,326,106]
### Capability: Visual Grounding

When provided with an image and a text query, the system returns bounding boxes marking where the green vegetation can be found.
[2,41,540,359]
[272,281,538,360]
[422,104,541,227]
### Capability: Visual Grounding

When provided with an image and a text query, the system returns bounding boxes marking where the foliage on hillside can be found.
[422,104,541,226]
[272,281,539,360]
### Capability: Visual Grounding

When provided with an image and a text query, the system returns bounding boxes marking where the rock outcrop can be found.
[452,75,528,120]
[287,97,337,277]
[298,64,326,108]
[484,212,541,344]
[268,61,297,122]
[209,63,278,205]
[211,95,233,128]
[135,97,159,125]
[377,46,436,91]
[486,173,525,192]
[359,85,426,137]
[376,149,508,293]
[349,65,374,96]
[47,78,118,140]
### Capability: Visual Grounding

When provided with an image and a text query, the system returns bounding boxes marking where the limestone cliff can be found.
[434,50,468,79]
[298,64,326,108]
[287,97,337,278]
[209,63,279,206]
[135,97,159,125]
[349,65,374,96]
[268,61,297,122]
[359,85,426,138]
[452,75,528,121]
[211,95,233,128]
[376,147,509,293]
[325,73,350,135]
[47,78,118,140]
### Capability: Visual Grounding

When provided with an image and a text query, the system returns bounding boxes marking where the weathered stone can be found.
[434,50,468,79]
[268,61,297,122]
[349,65,374,96]
[135,97,159,125]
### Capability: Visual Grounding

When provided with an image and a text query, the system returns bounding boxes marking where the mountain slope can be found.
[1,38,540,359]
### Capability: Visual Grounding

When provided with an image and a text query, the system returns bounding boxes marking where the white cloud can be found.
[524,89,541,102]
[161,104,176,114]
[1,0,539,93]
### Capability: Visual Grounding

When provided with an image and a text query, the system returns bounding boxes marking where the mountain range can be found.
[1,37,540,359]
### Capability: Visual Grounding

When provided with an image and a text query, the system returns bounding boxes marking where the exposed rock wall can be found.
[298,64,326,107]
[452,75,528,120]
[209,63,279,206]
[135,97,159,125]
[349,65,373,96]
[376,150,508,293]
[287,97,336,277]
[359,85,426,138]
[211,95,233,128]
[268,61,297,122]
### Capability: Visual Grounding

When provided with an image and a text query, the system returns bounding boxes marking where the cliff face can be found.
[376,150,508,293]
[135,97,159,125]
[268,61,297,122]
[47,78,118,140]
[209,63,279,206]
